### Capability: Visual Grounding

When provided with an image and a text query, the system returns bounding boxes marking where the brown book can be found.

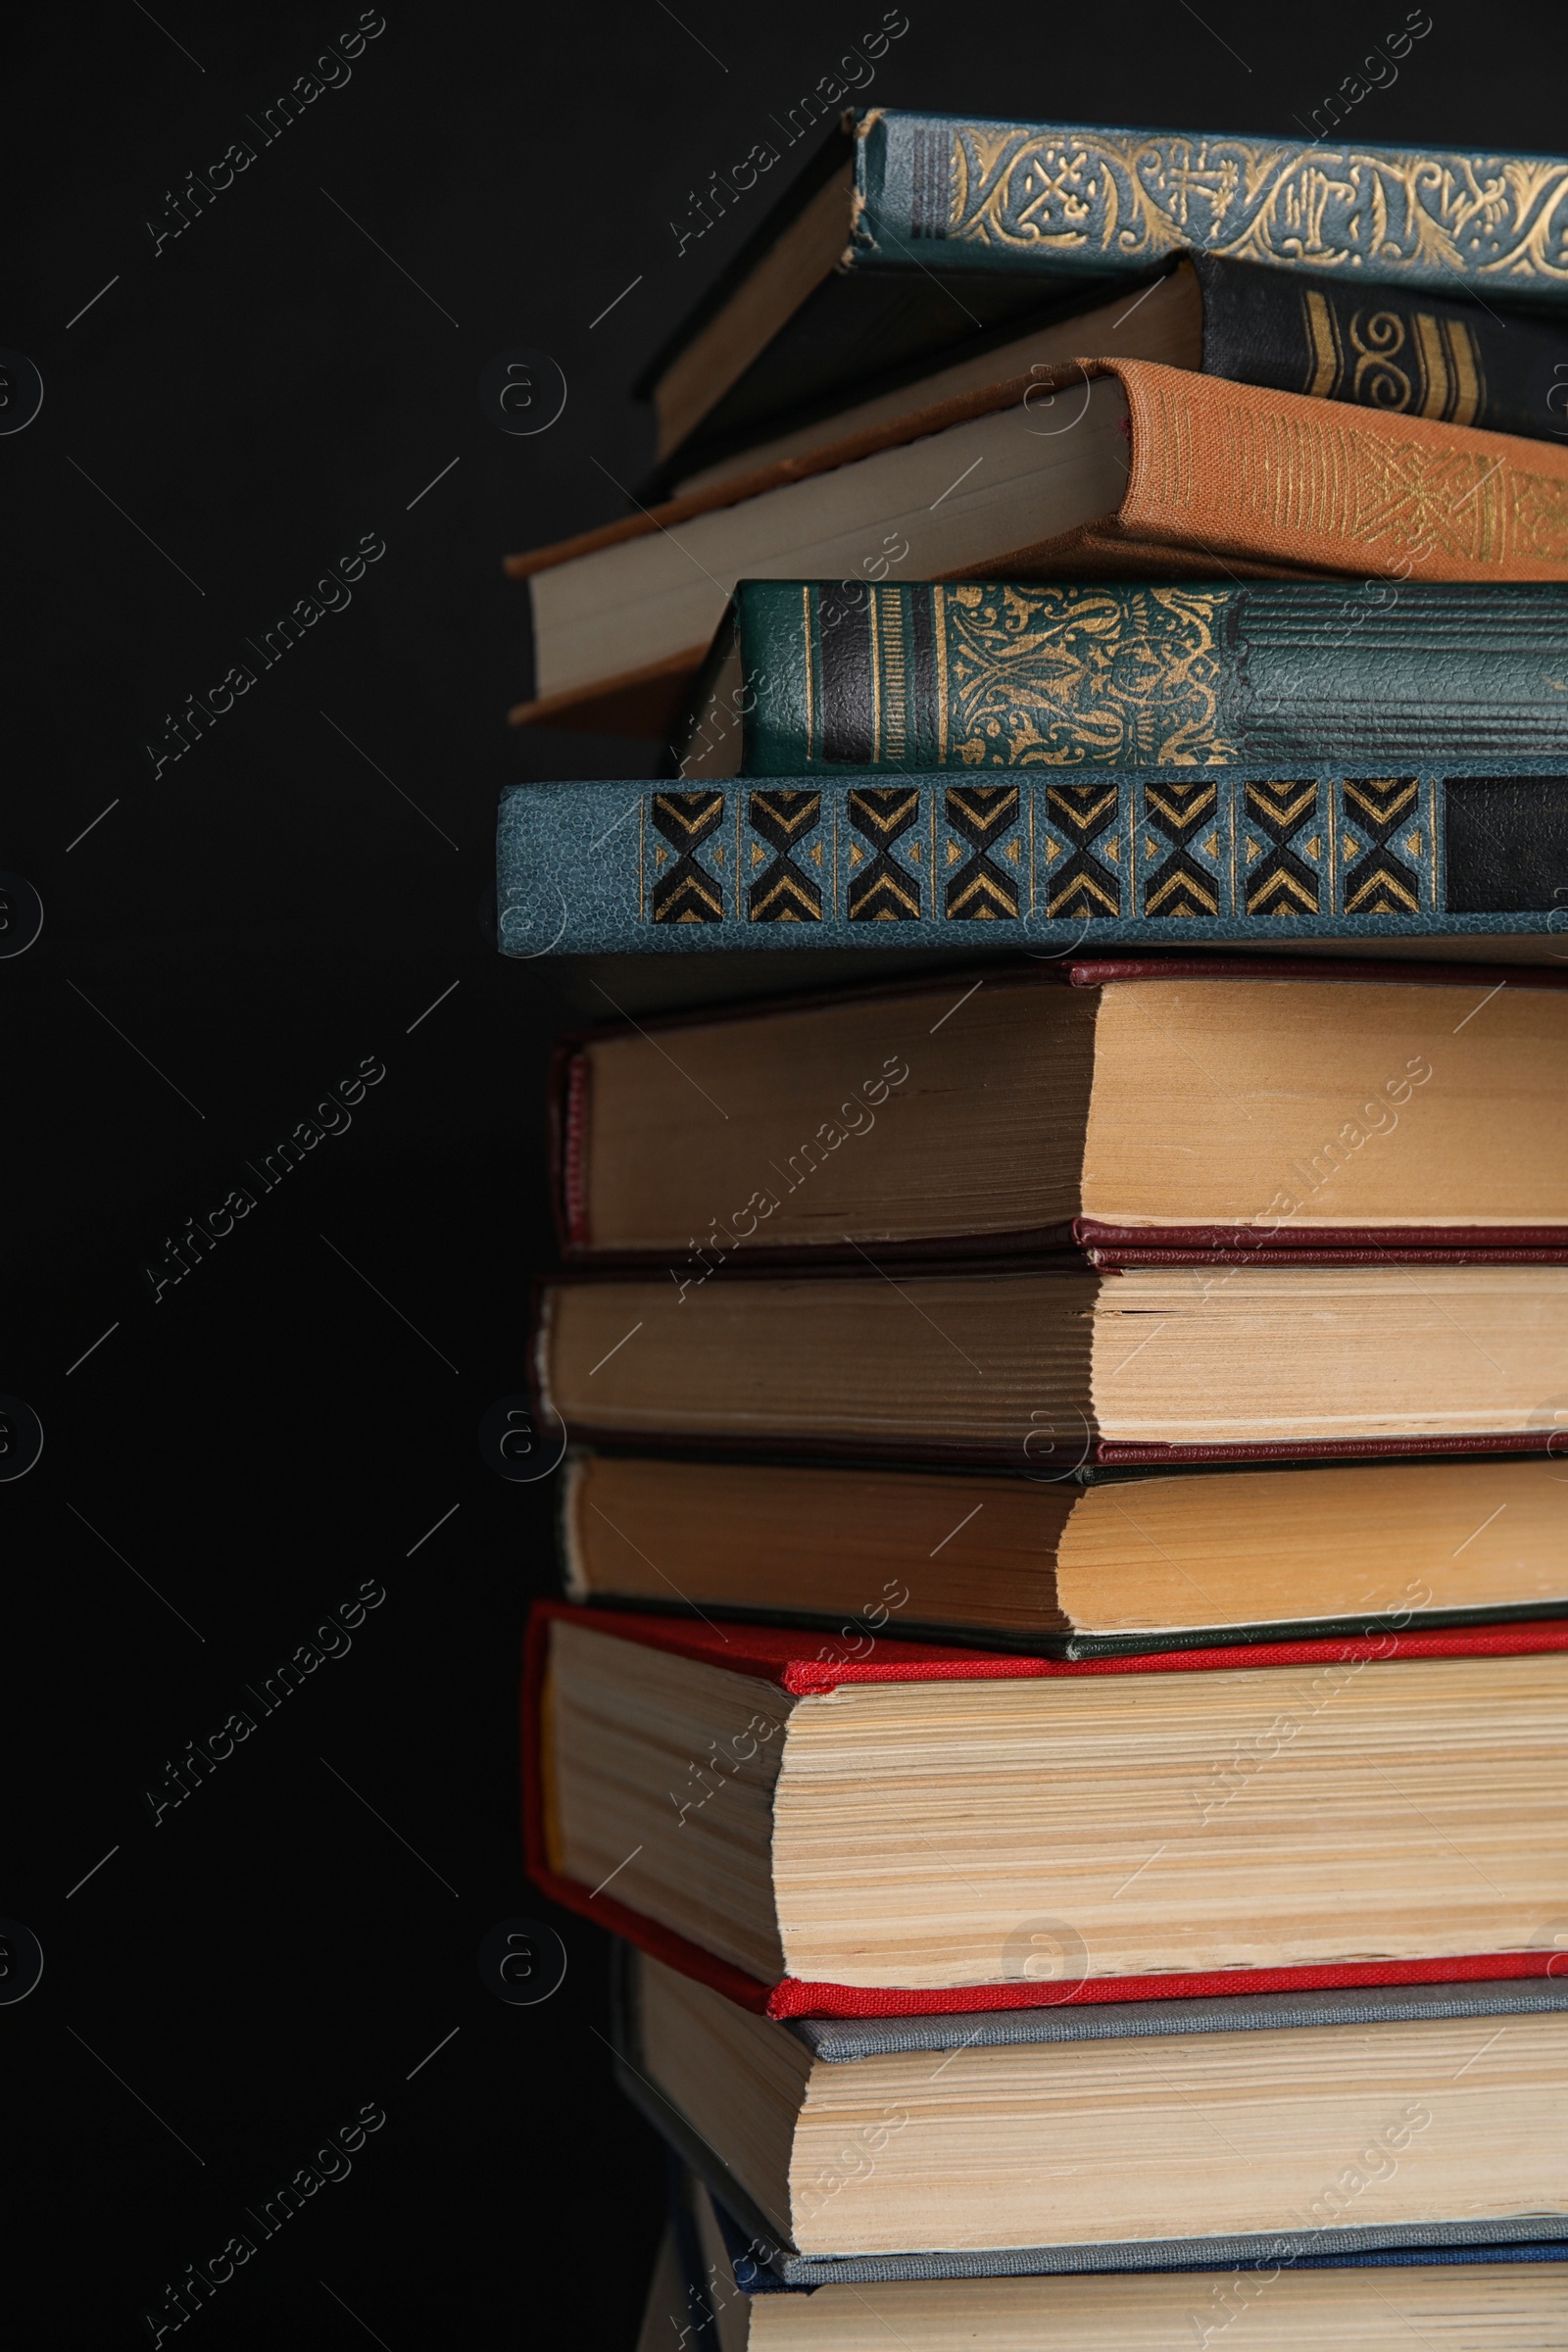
[504,362,1568,736]
[563,1451,1568,1656]
[552,961,1568,1267]
[532,1257,1568,1469]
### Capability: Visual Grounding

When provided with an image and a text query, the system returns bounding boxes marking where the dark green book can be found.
[672,581,1568,778]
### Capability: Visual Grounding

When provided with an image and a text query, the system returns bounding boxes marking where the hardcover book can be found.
[545,959,1568,1264]
[531,1258,1568,1468]
[523,1601,1568,2014]
[495,767,1568,955]
[562,1452,1568,1658]
[675,580,1568,778]
[613,1947,1568,2278]
[665,255,1568,499]
[504,366,1568,736]
[668,2159,1568,2325]
[644,109,1568,476]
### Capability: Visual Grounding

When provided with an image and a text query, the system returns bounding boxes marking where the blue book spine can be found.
[858,114,1568,305]
[496,765,1568,956]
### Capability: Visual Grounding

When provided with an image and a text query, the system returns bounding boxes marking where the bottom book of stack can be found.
[636,2154,1568,2349]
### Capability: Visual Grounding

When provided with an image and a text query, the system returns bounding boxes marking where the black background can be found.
[5,4,1554,2340]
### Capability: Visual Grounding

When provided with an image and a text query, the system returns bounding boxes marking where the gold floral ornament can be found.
[943,584,1232,767]
[947,127,1568,289]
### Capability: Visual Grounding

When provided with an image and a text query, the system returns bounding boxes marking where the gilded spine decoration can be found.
[936,124,1568,292]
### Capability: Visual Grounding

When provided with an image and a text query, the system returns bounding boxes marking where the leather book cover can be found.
[494,763,1568,956]
[640,108,1568,497]
[720,579,1568,778]
[856,112,1568,305]
[1194,254,1568,447]
[522,1600,1568,2022]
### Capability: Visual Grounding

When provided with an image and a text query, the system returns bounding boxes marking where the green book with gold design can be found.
[671,580,1568,779]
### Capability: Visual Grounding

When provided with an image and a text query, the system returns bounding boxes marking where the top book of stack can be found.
[643,108,1568,482]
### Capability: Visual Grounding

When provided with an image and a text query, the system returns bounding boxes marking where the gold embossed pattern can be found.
[1117,362,1568,579]
[640,778,1448,924]
[942,584,1231,767]
[946,126,1568,290]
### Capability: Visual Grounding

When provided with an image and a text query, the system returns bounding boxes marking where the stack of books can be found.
[498,111,1568,2345]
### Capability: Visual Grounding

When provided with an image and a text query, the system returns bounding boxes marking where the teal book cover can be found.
[858,111,1568,302]
[496,764,1568,956]
[693,581,1568,778]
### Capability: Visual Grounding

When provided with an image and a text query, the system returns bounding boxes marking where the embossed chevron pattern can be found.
[500,766,1568,950]
[1243,779,1326,916]
[1140,778,1222,918]
[747,790,823,922]
[650,790,725,923]
[943,784,1022,919]
[626,776,1465,929]
[1043,782,1123,919]
[847,787,922,921]
[1341,775,1424,913]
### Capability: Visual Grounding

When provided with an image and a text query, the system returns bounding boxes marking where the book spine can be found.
[858,113,1568,304]
[1195,256,1568,446]
[495,764,1568,954]
[1113,359,1568,582]
[740,582,1568,774]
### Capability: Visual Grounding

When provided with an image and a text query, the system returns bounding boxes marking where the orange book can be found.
[1053,359,1568,583]
[504,363,1568,736]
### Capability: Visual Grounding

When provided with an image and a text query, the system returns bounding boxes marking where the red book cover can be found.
[521,1599,1568,2021]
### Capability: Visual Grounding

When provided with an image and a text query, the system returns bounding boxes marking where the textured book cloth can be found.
[609,1949,1568,2284]
[521,1599,1568,2021]
[495,762,1568,955]
[663,2159,1568,2322]
[1008,358,1568,579]
[641,109,1568,477]
[682,581,1568,777]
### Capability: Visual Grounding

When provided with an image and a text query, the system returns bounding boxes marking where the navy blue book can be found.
[655,2166,1568,2341]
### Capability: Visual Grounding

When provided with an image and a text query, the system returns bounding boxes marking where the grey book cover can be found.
[611,1954,1568,2286]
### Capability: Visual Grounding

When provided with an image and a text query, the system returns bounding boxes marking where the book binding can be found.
[726,580,1568,777]
[497,764,1568,955]
[859,113,1568,303]
[521,1601,1568,2020]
